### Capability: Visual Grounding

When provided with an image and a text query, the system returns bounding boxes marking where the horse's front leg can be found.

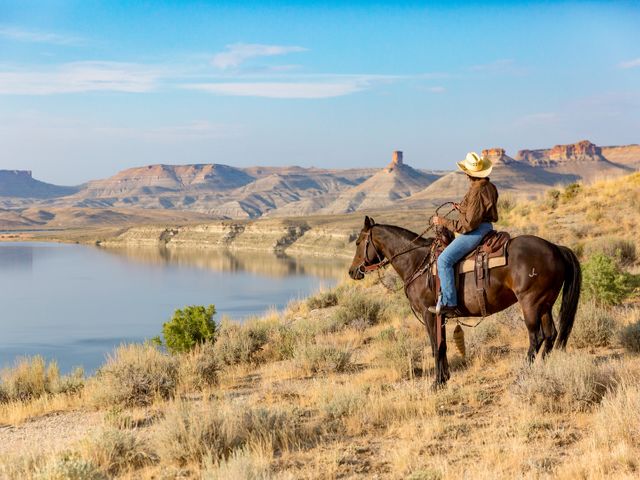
[423,310,449,389]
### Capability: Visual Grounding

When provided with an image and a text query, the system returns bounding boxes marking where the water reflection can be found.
[99,246,350,279]
[0,244,33,270]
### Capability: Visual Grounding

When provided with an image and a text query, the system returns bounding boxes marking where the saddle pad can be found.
[431,253,508,275]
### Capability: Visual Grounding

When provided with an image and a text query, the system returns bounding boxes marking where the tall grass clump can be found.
[154,305,217,354]
[570,300,616,348]
[80,428,157,476]
[178,341,220,391]
[377,327,425,379]
[213,320,270,366]
[293,343,352,374]
[0,356,61,402]
[90,344,178,407]
[593,384,640,449]
[33,454,106,480]
[154,401,308,466]
[586,237,637,266]
[512,351,618,412]
[582,252,631,306]
[332,291,384,329]
[619,309,640,353]
[306,290,338,310]
[202,448,271,480]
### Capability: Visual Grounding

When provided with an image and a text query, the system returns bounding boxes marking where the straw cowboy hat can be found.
[456,152,493,178]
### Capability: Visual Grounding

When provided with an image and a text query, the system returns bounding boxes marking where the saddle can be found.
[431,230,511,275]
[431,229,511,317]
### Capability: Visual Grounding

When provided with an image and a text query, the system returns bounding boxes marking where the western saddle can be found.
[431,229,511,318]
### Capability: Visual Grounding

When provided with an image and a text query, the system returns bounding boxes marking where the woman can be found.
[428,152,499,318]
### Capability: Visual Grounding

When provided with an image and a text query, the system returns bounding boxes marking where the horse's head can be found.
[348,216,385,280]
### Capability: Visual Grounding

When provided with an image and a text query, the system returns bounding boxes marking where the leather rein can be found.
[355,203,457,292]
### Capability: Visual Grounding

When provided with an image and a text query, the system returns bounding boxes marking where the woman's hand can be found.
[432,216,445,226]
[453,202,461,211]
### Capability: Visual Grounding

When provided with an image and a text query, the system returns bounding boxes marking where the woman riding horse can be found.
[429,152,498,318]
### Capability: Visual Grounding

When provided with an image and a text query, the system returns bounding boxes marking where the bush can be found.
[33,454,106,480]
[586,237,637,266]
[619,319,640,353]
[202,448,270,480]
[378,328,425,379]
[293,344,352,374]
[213,320,269,366]
[178,341,220,391]
[0,356,60,402]
[332,292,384,329]
[561,182,581,202]
[582,253,631,306]
[155,401,307,466]
[81,428,157,476]
[512,351,617,412]
[156,305,217,354]
[570,300,616,348]
[307,290,339,310]
[90,344,179,407]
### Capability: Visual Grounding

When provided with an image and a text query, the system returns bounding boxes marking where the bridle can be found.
[354,202,457,287]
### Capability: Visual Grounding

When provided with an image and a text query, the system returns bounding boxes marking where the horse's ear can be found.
[364,216,375,229]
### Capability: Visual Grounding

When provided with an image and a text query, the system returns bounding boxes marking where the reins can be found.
[356,202,457,292]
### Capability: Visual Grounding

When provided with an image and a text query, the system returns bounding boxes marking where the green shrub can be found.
[213,320,269,366]
[156,305,217,354]
[582,253,631,306]
[332,292,384,329]
[570,300,616,348]
[586,237,637,266]
[293,344,352,374]
[90,344,179,407]
[307,290,339,309]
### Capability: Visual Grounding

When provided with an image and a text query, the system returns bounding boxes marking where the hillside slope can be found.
[500,172,640,251]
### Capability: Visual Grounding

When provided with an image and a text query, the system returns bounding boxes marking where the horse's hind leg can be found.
[541,308,558,357]
[522,301,545,363]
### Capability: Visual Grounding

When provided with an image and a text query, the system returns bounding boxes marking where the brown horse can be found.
[348,216,581,387]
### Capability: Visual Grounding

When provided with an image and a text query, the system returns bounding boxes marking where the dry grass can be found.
[3,233,640,478]
[89,344,178,407]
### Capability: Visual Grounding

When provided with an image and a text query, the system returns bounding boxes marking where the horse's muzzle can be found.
[348,265,365,280]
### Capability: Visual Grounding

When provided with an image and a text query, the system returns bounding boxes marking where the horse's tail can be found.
[555,246,582,349]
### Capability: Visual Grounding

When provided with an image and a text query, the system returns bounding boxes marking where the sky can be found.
[0,0,639,185]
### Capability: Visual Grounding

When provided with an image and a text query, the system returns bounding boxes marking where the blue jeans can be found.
[437,222,494,306]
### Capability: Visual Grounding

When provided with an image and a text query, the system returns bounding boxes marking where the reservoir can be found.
[0,242,348,373]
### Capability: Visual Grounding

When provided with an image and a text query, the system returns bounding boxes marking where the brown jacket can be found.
[444,177,499,234]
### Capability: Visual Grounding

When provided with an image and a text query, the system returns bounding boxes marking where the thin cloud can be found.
[618,58,640,69]
[427,86,446,93]
[0,26,84,45]
[0,62,164,95]
[212,43,307,70]
[184,81,365,99]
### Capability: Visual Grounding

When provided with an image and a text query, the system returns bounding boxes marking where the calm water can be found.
[0,243,348,373]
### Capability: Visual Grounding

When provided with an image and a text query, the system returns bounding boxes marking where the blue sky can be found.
[1,0,639,185]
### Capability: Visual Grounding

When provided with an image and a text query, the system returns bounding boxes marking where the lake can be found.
[0,242,349,373]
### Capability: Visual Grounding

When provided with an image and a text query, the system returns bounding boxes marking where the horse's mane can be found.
[377,224,434,247]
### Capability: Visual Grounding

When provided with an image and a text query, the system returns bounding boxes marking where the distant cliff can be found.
[0,170,78,199]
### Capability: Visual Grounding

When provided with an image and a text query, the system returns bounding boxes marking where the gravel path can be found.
[0,410,102,456]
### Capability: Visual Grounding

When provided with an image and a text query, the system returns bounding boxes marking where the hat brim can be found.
[456,158,493,178]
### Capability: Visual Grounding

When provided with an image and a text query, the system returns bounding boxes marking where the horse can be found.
[348,216,581,388]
